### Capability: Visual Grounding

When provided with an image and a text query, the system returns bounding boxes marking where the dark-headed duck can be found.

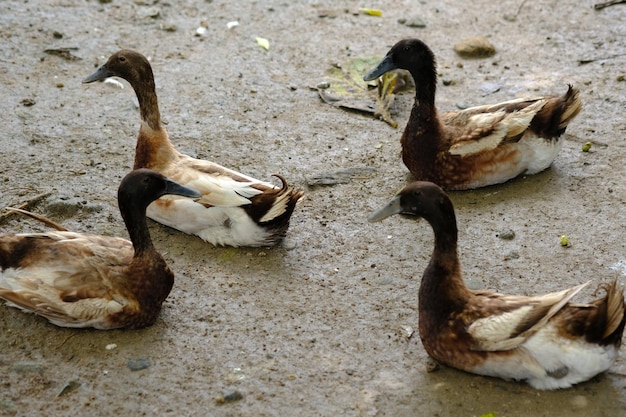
[364,39,582,190]
[83,50,303,247]
[0,169,201,329]
[369,181,625,389]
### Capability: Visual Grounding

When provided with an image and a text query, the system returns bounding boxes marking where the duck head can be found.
[363,38,436,81]
[83,49,152,85]
[368,181,453,226]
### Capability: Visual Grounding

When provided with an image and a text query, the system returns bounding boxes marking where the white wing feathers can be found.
[468,281,591,351]
[448,100,546,157]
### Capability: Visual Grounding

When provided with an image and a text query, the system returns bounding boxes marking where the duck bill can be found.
[82,64,112,84]
[363,55,396,81]
[368,196,403,223]
[164,179,202,200]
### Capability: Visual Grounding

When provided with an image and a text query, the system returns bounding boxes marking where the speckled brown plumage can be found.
[369,181,625,389]
[0,169,201,329]
[83,50,303,247]
[364,39,582,190]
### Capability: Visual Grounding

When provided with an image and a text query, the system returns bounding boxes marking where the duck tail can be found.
[530,84,582,138]
[257,175,303,224]
[600,280,626,344]
[557,85,582,131]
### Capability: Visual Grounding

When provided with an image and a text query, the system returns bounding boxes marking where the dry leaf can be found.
[313,56,413,127]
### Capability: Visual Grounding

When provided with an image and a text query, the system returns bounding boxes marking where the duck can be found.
[83,49,303,247]
[0,169,201,329]
[363,38,582,190]
[368,181,625,389]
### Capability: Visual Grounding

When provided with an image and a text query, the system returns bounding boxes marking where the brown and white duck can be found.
[0,169,201,329]
[364,38,582,190]
[83,50,303,247]
[369,181,625,389]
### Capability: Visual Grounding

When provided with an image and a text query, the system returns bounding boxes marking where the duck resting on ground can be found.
[83,49,303,247]
[0,169,201,329]
[369,181,625,389]
[363,38,582,190]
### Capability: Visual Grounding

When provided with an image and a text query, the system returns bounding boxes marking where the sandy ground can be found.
[1,0,626,416]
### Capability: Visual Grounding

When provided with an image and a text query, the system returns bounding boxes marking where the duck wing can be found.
[0,232,133,328]
[443,98,547,156]
[163,155,281,207]
[466,281,590,351]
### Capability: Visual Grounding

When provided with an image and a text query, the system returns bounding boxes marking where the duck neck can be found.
[401,65,441,177]
[418,204,469,308]
[410,63,437,109]
[119,199,154,256]
[130,68,162,131]
[129,72,179,170]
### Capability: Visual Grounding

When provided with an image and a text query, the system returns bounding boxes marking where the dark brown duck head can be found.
[363,38,438,105]
[368,181,454,227]
[118,168,201,255]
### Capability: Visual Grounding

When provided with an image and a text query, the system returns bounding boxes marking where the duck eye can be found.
[119,56,126,62]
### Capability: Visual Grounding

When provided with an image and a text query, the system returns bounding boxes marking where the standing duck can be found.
[369,181,625,389]
[363,39,582,190]
[0,169,201,329]
[83,50,303,247]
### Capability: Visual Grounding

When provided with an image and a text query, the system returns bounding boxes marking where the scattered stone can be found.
[44,47,81,61]
[139,6,161,18]
[582,141,592,152]
[399,17,426,28]
[617,75,625,82]
[442,79,455,86]
[306,167,376,187]
[282,238,297,250]
[504,250,520,260]
[453,36,496,58]
[20,98,36,107]
[12,362,44,374]
[56,380,81,398]
[426,359,440,373]
[478,82,501,96]
[127,357,152,371]
[160,23,177,32]
[497,229,515,240]
[215,389,243,405]
[53,31,63,39]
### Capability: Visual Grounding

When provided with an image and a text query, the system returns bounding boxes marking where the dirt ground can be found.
[1,0,626,416]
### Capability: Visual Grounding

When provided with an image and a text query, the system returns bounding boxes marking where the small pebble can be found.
[400,17,426,28]
[12,362,44,374]
[215,389,243,405]
[127,357,152,371]
[497,229,515,240]
[426,359,440,373]
[453,36,496,58]
[105,343,117,350]
[56,380,81,398]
